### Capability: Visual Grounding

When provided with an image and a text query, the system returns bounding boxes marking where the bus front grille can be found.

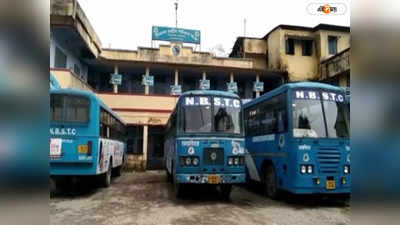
[317,148,341,174]
[203,148,224,165]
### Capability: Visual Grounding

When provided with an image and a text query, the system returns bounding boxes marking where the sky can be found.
[77,0,350,56]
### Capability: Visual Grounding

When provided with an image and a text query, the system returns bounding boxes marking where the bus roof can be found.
[50,88,126,125]
[244,82,344,109]
[50,72,61,90]
[180,90,239,98]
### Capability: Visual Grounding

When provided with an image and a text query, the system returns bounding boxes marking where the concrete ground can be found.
[50,171,350,225]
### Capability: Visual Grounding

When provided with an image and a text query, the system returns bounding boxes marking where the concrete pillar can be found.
[202,71,206,80]
[142,125,148,169]
[113,65,119,93]
[174,68,179,85]
[256,74,260,98]
[145,66,150,95]
[230,72,234,82]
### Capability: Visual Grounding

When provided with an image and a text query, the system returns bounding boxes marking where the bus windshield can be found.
[50,94,90,123]
[292,90,349,138]
[180,95,242,135]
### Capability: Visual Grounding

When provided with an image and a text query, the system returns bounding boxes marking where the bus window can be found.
[292,98,325,138]
[323,100,350,138]
[50,94,90,123]
[214,106,241,134]
[65,95,90,122]
[50,94,63,121]
[180,97,212,133]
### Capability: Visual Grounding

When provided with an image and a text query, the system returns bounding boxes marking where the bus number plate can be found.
[326,180,336,190]
[78,145,88,154]
[208,175,221,184]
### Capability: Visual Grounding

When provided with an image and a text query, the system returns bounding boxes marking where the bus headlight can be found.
[185,157,192,166]
[228,156,244,166]
[300,165,306,174]
[344,165,350,174]
[234,157,239,165]
[228,157,233,165]
[307,165,313,174]
[192,157,199,166]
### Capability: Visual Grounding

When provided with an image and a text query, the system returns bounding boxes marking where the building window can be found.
[302,40,313,56]
[328,36,338,55]
[54,47,67,68]
[74,64,81,76]
[285,38,295,55]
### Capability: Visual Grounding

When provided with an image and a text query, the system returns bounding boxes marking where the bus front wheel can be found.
[264,164,279,199]
[219,184,232,200]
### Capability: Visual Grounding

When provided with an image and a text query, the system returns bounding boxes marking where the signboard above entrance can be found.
[152,26,201,44]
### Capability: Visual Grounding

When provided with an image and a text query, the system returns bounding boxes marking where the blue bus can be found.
[244,82,350,198]
[50,88,126,188]
[165,90,246,198]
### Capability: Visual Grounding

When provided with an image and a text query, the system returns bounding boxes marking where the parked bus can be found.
[50,88,126,188]
[244,82,350,198]
[165,90,246,198]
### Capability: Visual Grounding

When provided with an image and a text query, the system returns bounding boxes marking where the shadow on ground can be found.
[240,182,350,208]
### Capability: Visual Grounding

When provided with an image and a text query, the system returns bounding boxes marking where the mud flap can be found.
[245,151,261,182]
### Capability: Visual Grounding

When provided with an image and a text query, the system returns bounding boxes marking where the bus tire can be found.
[101,160,112,188]
[264,164,279,199]
[166,168,172,183]
[114,165,123,177]
[172,164,184,197]
[114,155,125,177]
[220,184,232,200]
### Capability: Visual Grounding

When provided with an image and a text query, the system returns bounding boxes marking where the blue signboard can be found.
[253,81,264,92]
[199,79,210,90]
[227,82,238,93]
[142,75,154,86]
[152,26,201,44]
[110,74,122,85]
[170,85,182,95]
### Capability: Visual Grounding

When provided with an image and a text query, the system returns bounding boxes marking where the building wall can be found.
[265,28,350,81]
[97,93,178,125]
[267,28,283,71]
[280,29,319,81]
[316,30,351,61]
[243,38,267,55]
[50,34,89,81]
[51,68,93,91]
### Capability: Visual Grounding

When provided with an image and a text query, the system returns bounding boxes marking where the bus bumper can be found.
[288,176,351,194]
[50,162,97,176]
[176,173,246,184]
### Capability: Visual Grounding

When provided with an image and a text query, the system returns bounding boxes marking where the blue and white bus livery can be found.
[244,82,350,198]
[50,88,126,188]
[165,90,246,199]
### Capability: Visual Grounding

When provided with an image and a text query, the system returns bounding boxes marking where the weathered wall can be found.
[243,39,267,55]
[281,29,319,81]
[100,44,262,70]
[267,28,283,71]
[316,30,350,61]
[266,28,350,81]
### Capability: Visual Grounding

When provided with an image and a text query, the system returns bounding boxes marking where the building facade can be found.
[50,1,350,170]
[50,0,285,170]
[230,24,350,88]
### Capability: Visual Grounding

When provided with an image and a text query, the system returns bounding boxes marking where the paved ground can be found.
[50,171,350,225]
